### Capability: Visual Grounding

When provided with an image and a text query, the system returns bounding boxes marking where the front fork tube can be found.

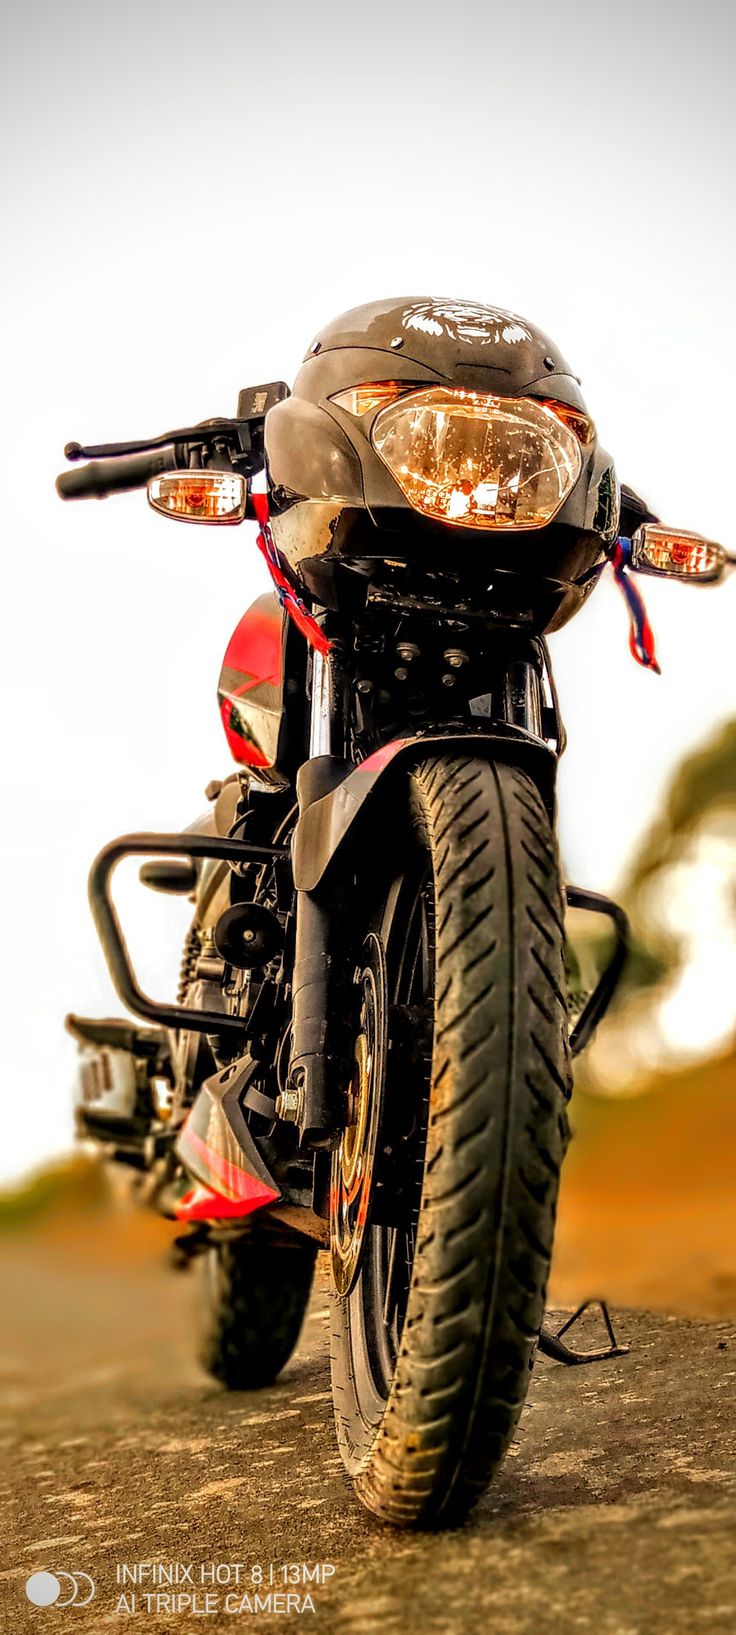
[289,641,352,1149]
[502,659,544,737]
[288,886,348,1149]
[502,643,565,753]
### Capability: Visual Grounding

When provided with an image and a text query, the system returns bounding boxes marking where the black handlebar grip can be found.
[55,446,176,500]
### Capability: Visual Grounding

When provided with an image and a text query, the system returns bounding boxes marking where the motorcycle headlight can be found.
[371,388,584,531]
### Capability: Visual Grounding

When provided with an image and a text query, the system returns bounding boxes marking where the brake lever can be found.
[64,418,247,463]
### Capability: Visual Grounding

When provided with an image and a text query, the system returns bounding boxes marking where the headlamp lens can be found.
[371,389,583,530]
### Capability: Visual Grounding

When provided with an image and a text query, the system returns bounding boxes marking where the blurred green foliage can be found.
[0,1154,108,1230]
[567,718,736,1018]
[627,718,736,894]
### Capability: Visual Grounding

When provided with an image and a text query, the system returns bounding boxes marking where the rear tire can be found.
[330,756,571,1526]
[198,1235,317,1390]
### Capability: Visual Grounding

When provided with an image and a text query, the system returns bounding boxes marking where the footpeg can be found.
[65,1013,168,1058]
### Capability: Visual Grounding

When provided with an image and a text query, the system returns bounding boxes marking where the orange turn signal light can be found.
[631,524,727,582]
[542,401,596,445]
[147,470,247,524]
[329,382,414,417]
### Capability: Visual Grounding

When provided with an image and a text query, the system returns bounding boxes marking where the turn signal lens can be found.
[631,524,726,581]
[543,401,596,445]
[372,389,582,530]
[147,470,247,524]
[329,382,413,417]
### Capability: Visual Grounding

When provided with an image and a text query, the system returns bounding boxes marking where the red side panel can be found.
[175,1179,279,1223]
[174,1074,281,1223]
[181,1124,279,1206]
[218,593,286,777]
[223,592,284,681]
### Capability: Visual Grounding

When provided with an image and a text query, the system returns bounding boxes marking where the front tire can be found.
[330,756,571,1526]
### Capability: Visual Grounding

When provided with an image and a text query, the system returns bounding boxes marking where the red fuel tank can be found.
[217,593,288,787]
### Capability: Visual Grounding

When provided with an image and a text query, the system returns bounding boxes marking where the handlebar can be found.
[55,446,176,501]
[56,385,291,503]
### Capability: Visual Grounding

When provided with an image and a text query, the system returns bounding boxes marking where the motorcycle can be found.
[56,297,734,1528]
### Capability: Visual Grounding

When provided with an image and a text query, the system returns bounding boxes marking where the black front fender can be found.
[292,725,557,892]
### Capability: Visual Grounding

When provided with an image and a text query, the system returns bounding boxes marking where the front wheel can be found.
[330,757,571,1527]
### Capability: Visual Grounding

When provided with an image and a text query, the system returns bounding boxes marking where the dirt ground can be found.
[1,1201,735,1635]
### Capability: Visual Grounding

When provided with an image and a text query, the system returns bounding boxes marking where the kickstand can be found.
[538,1300,630,1366]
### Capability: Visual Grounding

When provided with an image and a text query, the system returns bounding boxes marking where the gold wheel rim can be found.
[330,935,387,1298]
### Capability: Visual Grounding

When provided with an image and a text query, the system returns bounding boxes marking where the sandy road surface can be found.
[1,1223,735,1635]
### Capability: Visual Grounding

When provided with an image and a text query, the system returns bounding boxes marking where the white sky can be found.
[1,0,734,1180]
